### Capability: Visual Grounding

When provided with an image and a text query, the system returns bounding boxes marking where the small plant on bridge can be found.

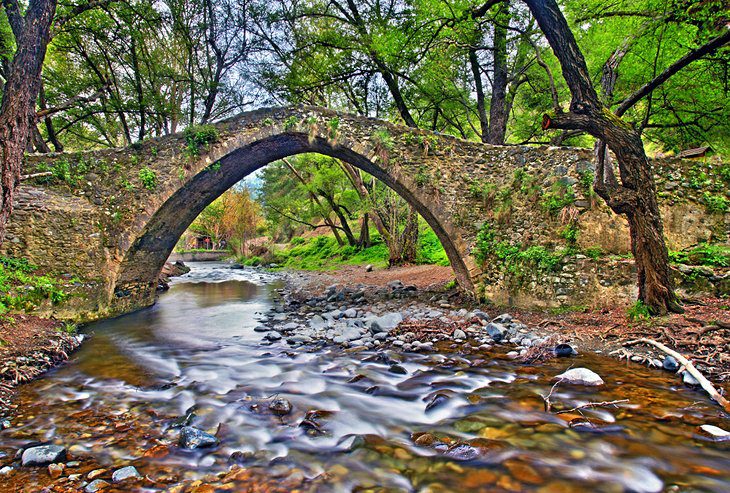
[415,166,430,187]
[469,180,498,208]
[541,181,576,216]
[184,124,219,157]
[372,129,394,163]
[283,115,299,131]
[702,192,728,213]
[328,117,340,140]
[138,167,158,190]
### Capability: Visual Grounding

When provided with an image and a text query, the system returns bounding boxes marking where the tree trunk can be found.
[525,0,682,315]
[486,1,509,144]
[468,48,489,143]
[0,0,58,246]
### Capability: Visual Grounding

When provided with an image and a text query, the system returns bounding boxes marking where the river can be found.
[0,262,728,492]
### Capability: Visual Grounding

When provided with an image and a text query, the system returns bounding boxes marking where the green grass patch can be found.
[0,256,71,316]
[669,243,729,267]
[262,226,450,271]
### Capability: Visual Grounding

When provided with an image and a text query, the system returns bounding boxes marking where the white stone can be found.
[554,367,604,386]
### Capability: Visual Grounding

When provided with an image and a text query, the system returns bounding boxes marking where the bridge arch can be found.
[111,122,475,313]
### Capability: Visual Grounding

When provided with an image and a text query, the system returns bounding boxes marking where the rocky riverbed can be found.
[0,262,728,492]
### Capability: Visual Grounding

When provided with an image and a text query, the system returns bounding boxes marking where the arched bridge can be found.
[3,106,724,320]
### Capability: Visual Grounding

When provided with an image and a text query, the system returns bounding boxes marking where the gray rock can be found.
[253,325,270,332]
[264,332,282,341]
[554,368,604,386]
[662,355,679,372]
[453,329,466,340]
[492,313,512,324]
[343,308,358,318]
[698,424,730,441]
[485,322,507,342]
[21,445,66,467]
[683,371,700,386]
[309,315,326,329]
[178,426,219,449]
[112,466,141,483]
[85,479,110,492]
[365,264,373,272]
[369,312,403,333]
[269,398,293,415]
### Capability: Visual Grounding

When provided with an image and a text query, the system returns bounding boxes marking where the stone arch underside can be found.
[111,132,474,313]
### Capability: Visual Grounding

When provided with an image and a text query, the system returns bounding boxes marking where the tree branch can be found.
[616,29,730,116]
[35,86,107,120]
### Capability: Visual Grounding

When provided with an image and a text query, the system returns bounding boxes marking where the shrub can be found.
[703,192,728,213]
[669,243,729,267]
[138,167,157,190]
[627,300,652,322]
[541,182,576,215]
[584,246,603,259]
[184,124,219,156]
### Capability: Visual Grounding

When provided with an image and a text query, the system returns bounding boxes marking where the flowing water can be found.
[0,262,728,492]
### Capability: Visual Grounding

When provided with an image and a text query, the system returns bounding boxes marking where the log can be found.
[20,171,52,181]
[625,338,730,413]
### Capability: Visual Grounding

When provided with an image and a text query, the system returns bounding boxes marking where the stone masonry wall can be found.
[1,105,727,320]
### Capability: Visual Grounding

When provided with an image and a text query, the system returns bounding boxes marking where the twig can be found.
[624,338,730,413]
[556,399,628,414]
[20,171,52,181]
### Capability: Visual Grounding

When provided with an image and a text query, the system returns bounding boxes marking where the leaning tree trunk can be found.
[0,0,58,246]
[525,0,683,315]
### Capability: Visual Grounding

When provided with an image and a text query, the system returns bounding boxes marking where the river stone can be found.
[682,371,700,386]
[343,308,357,318]
[21,445,66,466]
[309,315,326,329]
[280,322,299,332]
[554,368,604,386]
[85,479,110,492]
[269,398,293,416]
[698,424,730,441]
[662,355,679,372]
[388,364,408,375]
[492,313,512,323]
[554,343,577,357]
[253,325,270,332]
[112,466,141,483]
[425,393,450,412]
[178,426,219,449]
[453,329,466,340]
[369,312,403,334]
[264,332,282,341]
[485,322,506,342]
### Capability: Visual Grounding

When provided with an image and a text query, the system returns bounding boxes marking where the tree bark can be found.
[525,0,683,315]
[487,1,509,144]
[0,0,58,245]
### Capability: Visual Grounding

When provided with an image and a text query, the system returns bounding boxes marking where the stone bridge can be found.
[2,106,727,321]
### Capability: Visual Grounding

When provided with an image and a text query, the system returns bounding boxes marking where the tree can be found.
[523,0,729,314]
[0,0,57,245]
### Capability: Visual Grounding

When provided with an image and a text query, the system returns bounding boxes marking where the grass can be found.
[0,256,71,316]
[669,243,729,267]
[245,227,450,271]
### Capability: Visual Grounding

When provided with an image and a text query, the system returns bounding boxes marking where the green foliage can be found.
[284,115,299,130]
[577,170,595,197]
[669,243,729,267]
[417,228,449,266]
[719,163,730,183]
[184,124,219,156]
[138,167,157,190]
[627,300,652,323]
[687,165,712,189]
[241,256,263,266]
[559,223,579,247]
[415,166,430,187]
[36,157,92,186]
[584,246,604,260]
[474,223,497,264]
[541,182,576,215]
[328,117,340,139]
[290,236,306,245]
[0,257,70,315]
[549,305,588,315]
[702,192,728,213]
[469,180,498,207]
[444,279,457,290]
[58,322,78,334]
[372,129,394,155]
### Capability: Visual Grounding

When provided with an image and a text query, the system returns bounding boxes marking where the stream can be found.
[0,261,728,492]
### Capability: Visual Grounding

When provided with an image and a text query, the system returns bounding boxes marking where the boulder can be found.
[178,426,219,449]
[112,466,141,483]
[662,355,679,372]
[21,445,66,467]
[84,479,110,492]
[485,322,506,342]
[554,368,604,386]
[453,329,467,340]
[369,312,403,334]
[554,343,577,357]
